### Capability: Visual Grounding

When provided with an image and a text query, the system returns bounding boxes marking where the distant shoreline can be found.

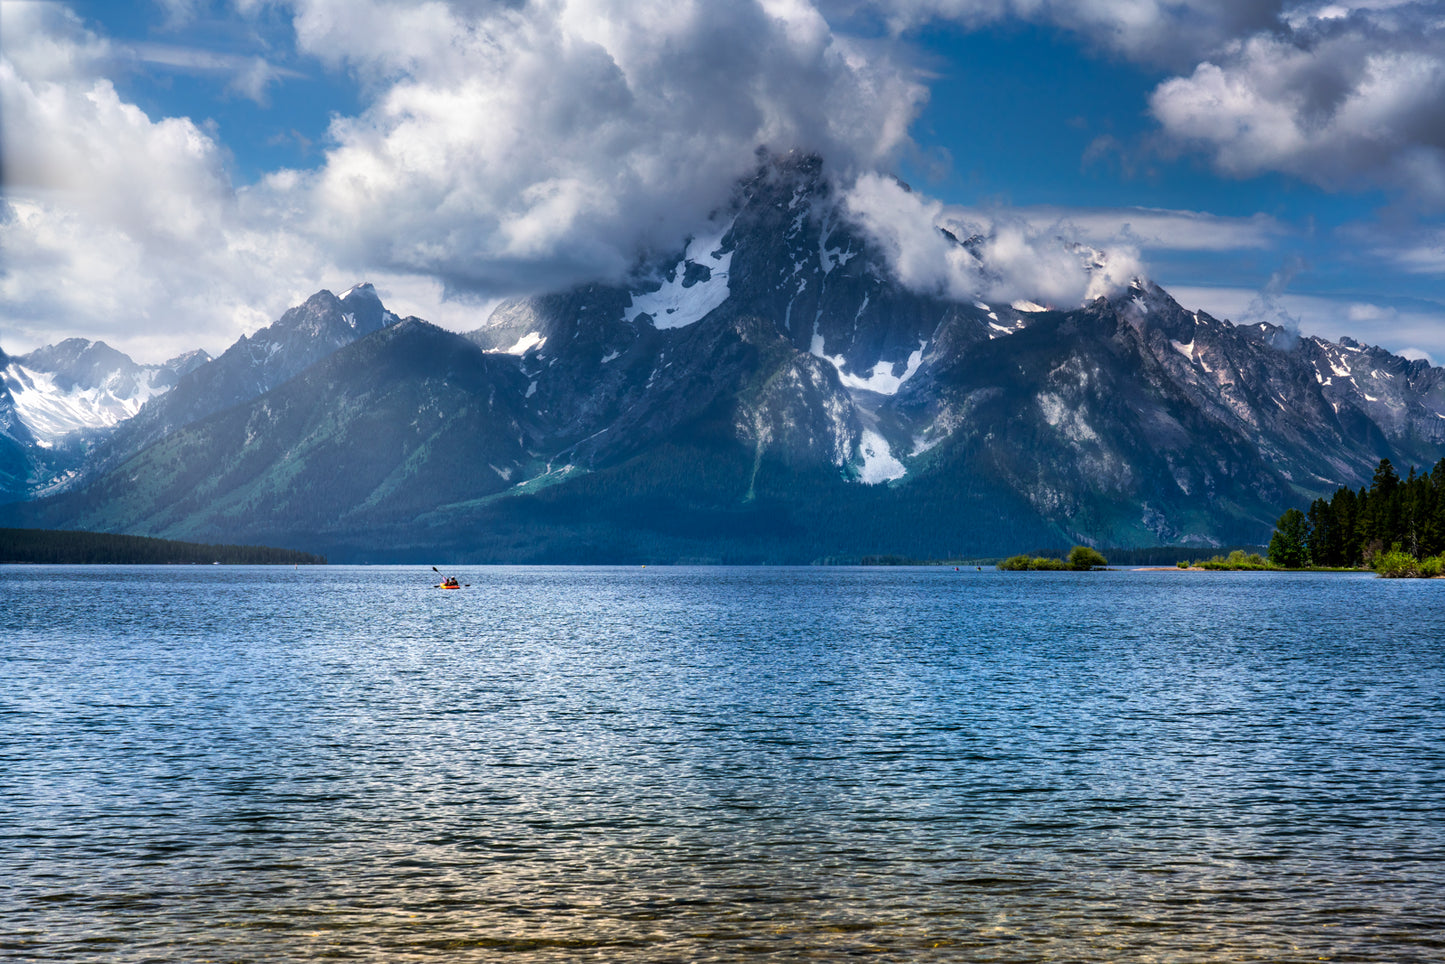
[0,528,325,566]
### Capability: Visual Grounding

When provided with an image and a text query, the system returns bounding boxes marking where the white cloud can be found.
[1149,6,1445,201]
[126,43,306,107]
[862,0,1445,203]
[285,0,928,294]
[842,173,1142,305]
[842,174,987,298]
[988,205,1288,253]
[1356,224,1445,274]
[0,3,342,361]
[0,0,928,359]
[5,0,1439,368]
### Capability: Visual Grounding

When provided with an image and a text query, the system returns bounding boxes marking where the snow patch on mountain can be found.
[817,218,857,275]
[627,218,735,330]
[489,332,546,356]
[856,429,905,484]
[814,341,927,396]
[341,282,380,301]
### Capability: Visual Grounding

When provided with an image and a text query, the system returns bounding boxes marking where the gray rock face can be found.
[461,152,1445,537]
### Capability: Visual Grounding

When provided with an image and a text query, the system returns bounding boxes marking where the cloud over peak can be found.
[1,0,929,357]
[842,173,1143,306]
[4,0,1444,363]
[289,0,928,294]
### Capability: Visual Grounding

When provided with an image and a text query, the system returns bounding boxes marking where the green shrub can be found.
[1195,551,1275,571]
[1176,560,1189,569]
[1068,545,1108,570]
[1374,549,1419,578]
[996,554,1070,571]
[1420,554,1444,578]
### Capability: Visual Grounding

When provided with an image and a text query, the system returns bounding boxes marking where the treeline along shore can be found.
[1268,457,1445,571]
[0,528,326,565]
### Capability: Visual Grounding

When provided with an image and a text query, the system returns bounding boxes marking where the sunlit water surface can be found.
[2,565,1443,962]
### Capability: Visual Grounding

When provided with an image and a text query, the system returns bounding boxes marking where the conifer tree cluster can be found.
[1268,458,1445,568]
[0,528,325,565]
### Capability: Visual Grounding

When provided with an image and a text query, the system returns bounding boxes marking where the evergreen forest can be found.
[0,528,326,565]
[1267,458,1445,570]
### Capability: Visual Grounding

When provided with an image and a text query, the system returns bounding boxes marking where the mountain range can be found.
[4,154,1444,562]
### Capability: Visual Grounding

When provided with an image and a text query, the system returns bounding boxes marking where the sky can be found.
[3,0,1445,364]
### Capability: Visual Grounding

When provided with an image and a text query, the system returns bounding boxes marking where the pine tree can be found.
[1335,486,1363,566]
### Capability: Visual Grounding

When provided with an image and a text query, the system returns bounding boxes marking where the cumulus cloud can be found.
[842,173,1142,305]
[0,0,927,359]
[841,0,1287,66]
[7,0,1438,365]
[0,2,334,360]
[284,0,927,294]
[859,0,1445,204]
[1150,3,1445,202]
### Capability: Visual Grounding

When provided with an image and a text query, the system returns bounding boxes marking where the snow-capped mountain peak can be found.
[341,281,381,303]
[1,340,204,446]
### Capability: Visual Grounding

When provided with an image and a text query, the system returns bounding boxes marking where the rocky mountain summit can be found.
[5,155,1444,561]
[81,282,403,481]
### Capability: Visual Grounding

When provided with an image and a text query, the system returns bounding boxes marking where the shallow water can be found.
[2,565,1443,961]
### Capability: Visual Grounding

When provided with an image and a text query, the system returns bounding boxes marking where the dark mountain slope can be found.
[83,284,400,479]
[31,321,530,547]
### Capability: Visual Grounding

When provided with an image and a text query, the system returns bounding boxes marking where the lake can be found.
[2,565,1443,961]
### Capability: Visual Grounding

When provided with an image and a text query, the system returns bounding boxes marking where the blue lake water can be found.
[2,565,1443,961]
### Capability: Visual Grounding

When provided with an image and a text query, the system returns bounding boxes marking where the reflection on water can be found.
[2,565,1443,961]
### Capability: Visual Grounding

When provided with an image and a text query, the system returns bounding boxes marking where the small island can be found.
[997,546,1108,571]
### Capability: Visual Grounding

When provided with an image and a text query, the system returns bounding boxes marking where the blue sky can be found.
[4,0,1445,363]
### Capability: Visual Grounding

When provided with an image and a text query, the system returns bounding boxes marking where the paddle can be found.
[432,566,470,588]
